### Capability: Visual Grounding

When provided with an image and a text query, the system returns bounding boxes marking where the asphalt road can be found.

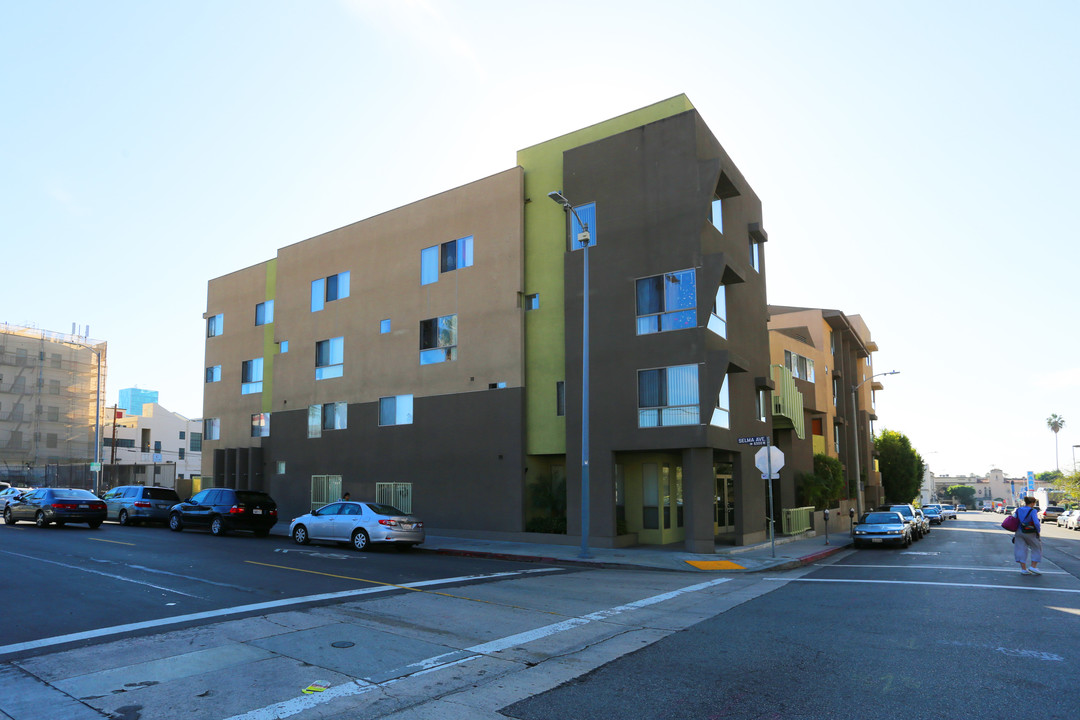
[505,511,1080,720]
[0,518,558,651]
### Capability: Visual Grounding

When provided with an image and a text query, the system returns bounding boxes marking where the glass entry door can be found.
[715,463,735,533]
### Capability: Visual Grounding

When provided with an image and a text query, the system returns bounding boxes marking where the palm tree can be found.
[1047,414,1066,470]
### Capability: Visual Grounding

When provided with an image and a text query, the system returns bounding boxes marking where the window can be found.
[15,348,27,366]
[783,350,815,382]
[636,269,696,334]
[251,412,270,437]
[255,300,274,326]
[47,406,59,422]
[708,285,727,338]
[524,293,539,310]
[710,194,723,233]
[280,340,289,353]
[49,379,60,395]
[315,337,344,380]
[749,238,760,272]
[46,433,58,449]
[556,381,565,417]
[711,374,731,429]
[311,272,350,312]
[757,388,768,423]
[50,353,62,369]
[420,314,458,365]
[179,430,186,439]
[423,236,474,285]
[380,319,391,334]
[189,432,202,452]
[276,461,286,474]
[833,377,840,408]
[154,440,161,452]
[12,376,25,393]
[834,424,841,453]
[203,419,220,441]
[241,358,263,394]
[207,313,224,337]
[638,365,700,428]
[206,365,221,383]
[178,448,185,460]
[379,395,413,426]
[308,402,347,438]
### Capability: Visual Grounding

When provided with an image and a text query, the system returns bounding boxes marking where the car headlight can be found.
[886,530,902,535]
[854,530,867,535]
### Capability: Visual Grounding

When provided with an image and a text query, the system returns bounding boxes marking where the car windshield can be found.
[367,503,405,516]
[52,490,96,500]
[862,513,900,524]
[1046,507,1063,512]
[236,492,274,504]
[883,506,913,518]
[145,488,179,500]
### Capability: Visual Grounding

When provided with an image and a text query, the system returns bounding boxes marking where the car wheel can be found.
[292,525,309,545]
[351,528,370,551]
[3,508,14,525]
[118,510,130,526]
[88,520,102,529]
[210,516,227,536]
[35,511,49,528]
[903,535,911,548]
[169,513,183,532]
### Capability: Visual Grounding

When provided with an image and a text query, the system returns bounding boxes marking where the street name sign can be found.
[738,436,769,446]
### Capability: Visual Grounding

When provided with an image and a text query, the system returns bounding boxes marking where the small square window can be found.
[524,294,539,311]
[276,461,286,474]
[379,395,414,426]
[251,412,270,438]
[315,337,344,380]
[207,313,224,338]
[380,319,391,334]
[280,340,289,353]
[255,300,274,326]
[488,382,507,389]
[205,365,221,383]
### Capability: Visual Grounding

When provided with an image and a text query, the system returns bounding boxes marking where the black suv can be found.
[168,488,277,537]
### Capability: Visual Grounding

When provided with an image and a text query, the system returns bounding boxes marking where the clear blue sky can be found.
[3,1,1077,478]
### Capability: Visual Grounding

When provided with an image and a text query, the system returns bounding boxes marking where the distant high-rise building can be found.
[119,387,158,416]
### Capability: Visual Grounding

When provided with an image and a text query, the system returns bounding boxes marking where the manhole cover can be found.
[331,641,355,649]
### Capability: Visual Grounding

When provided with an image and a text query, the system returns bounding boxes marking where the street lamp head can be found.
[547,190,571,208]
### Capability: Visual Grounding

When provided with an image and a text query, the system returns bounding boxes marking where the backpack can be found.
[1019,507,1037,534]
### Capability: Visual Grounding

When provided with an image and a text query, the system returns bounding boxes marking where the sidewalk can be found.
[417,529,853,573]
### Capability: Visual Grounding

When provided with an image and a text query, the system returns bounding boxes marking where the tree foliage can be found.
[875,429,925,504]
[797,454,846,510]
[943,485,976,505]
[1036,470,1064,484]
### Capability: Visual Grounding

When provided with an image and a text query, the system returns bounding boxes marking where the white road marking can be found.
[0,550,204,599]
[222,577,733,720]
[767,577,1080,594]
[817,563,1069,575]
[0,568,561,657]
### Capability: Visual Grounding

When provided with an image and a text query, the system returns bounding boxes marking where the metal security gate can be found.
[310,475,342,511]
[376,482,412,514]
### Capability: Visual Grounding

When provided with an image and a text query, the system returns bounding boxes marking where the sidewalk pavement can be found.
[416,529,853,573]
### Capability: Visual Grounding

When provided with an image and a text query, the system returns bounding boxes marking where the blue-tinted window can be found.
[311,278,325,312]
[524,294,539,310]
[203,418,220,441]
[207,314,224,337]
[315,337,344,380]
[379,395,413,426]
[421,246,439,285]
[749,239,760,272]
[311,272,350,311]
[710,195,723,233]
[255,300,274,326]
[636,269,696,334]
[251,413,270,438]
[380,319,391,334]
[710,375,730,429]
[708,285,727,338]
[205,365,221,383]
[441,236,473,272]
[638,365,699,428]
[189,432,202,451]
[280,340,289,353]
[569,202,596,249]
[419,314,457,365]
[241,358,263,394]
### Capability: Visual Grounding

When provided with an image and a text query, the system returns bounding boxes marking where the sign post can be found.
[753,441,785,558]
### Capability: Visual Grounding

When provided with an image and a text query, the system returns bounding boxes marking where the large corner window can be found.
[710,374,731,429]
[251,412,270,438]
[255,300,274,326]
[708,285,727,338]
[422,236,473,285]
[241,358,263,394]
[311,271,350,312]
[379,395,414,426]
[203,418,220,441]
[420,314,457,365]
[206,313,224,338]
[308,402,347,438]
[315,337,344,380]
[636,269,696,335]
[638,365,700,428]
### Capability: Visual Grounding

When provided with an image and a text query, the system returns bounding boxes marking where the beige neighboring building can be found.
[929,468,1052,506]
[102,403,203,492]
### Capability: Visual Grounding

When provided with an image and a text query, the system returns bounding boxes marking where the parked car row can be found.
[0,485,425,550]
[1053,509,1080,530]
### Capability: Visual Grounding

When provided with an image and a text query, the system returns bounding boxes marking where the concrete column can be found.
[682,447,716,554]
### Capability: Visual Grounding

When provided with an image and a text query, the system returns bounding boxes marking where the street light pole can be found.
[548,191,593,559]
[850,370,899,515]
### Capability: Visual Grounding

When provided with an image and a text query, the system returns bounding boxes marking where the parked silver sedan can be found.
[852,511,911,549]
[290,501,425,550]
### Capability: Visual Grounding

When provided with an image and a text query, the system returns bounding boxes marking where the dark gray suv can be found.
[102,485,181,526]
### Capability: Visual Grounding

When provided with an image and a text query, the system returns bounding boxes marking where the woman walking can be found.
[1014,496,1043,575]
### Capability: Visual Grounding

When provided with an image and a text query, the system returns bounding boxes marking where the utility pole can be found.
[110,404,118,465]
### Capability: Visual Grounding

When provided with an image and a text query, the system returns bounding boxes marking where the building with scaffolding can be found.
[0,323,106,487]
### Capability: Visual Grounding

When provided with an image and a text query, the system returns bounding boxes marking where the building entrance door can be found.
[714,463,734,534]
